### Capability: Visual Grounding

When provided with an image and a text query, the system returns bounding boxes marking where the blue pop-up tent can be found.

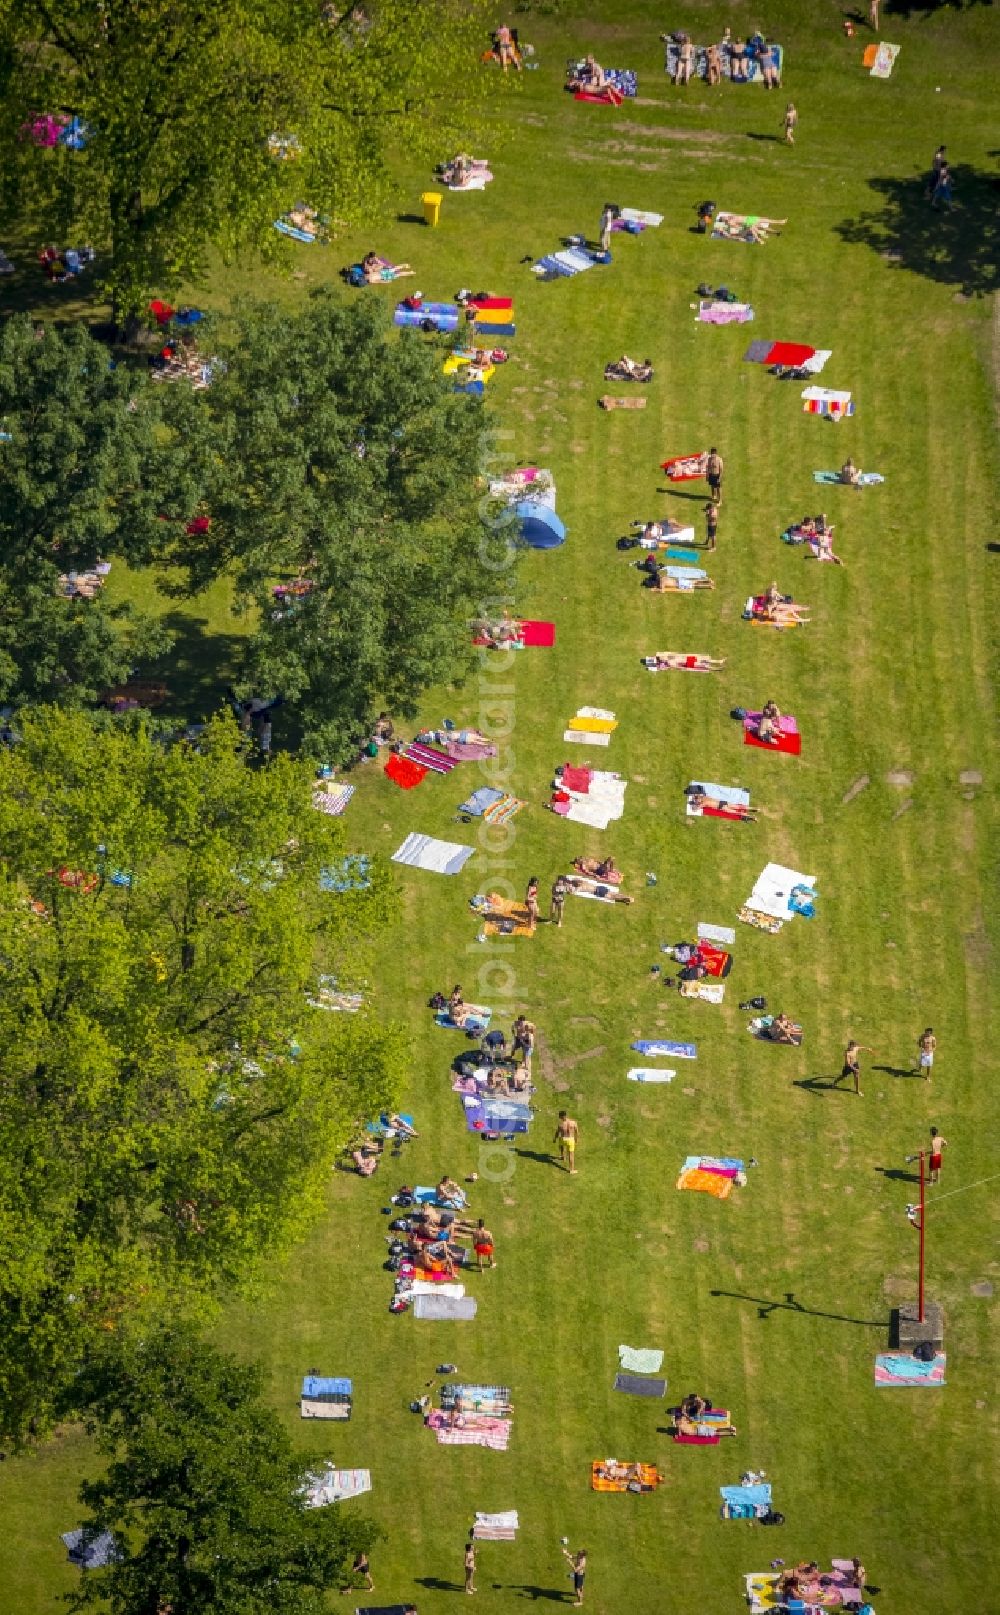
[515,502,565,549]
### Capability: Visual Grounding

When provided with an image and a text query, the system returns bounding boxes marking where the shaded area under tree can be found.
[836,163,999,296]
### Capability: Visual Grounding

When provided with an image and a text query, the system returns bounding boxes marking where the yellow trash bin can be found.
[421,190,443,227]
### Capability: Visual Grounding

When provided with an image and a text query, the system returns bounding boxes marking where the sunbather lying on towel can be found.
[595,1460,646,1484]
[572,856,622,883]
[412,1206,476,1237]
[351,1139,382,1176]
[646,652,726,671]
[652,568,715,592]
[604,355,654,382]
[436,1174,467,1208]
[752,582,811,624]
[362,251,414,283]
[806,528,844,564]
[472,615,521,648]
[564,875,634,904]
[675,1413,738,1437]
[567,53,606,90]
[685,786,760,820]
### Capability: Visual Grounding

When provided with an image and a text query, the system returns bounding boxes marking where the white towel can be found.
[475,1510,519,1530]
[627,1067,675,1083]
[407,1281,466,1298]
[563,729,611,746]
[746,861,815,920]
[698,922,736,944]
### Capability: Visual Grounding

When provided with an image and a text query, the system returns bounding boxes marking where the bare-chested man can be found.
[835,1038,874,1096]
[916,1027,937,1080]
[554,1110,579,1174]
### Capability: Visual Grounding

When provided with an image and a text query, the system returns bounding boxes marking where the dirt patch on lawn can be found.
[615,121,727,144]
[570,1015,601,1027]
[842,774,869,804]
[886,769,915,786]
[555,1045,607,1071]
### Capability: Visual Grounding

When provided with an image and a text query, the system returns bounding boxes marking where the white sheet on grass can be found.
[303,1466,372,1507]
[563,729,611,746]
[627,1068,675,1083]
[391,832,474,875]
[745,862,815,920]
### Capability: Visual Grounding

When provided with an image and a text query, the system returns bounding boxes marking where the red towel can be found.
[468,297,513,311]
[384,753,427,789]
[695,943,731,978]
[744,728,802,756]
[673,1432,719,1446]
[574,87,623,105]
[702,804,745,822]
[660,454,706,482]
[518,619,555,647]
[765,341,815,367]
[561,765,592,794]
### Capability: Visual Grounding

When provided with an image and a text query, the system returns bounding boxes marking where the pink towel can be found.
[561,765,592,794]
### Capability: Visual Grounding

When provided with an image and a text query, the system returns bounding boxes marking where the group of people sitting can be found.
[749,582,811,626]
[758,1011,802,1045]
[641,556,715,591]
[566,53,605,91]
[350,1113,419,1177]
[604,354,654,383]
[673,1392,738,1437]
[664,29,781,87]
[785,513,844,564]
[391,1178,498,1273]
[775,1559,867,1603]
[750,698,784,745]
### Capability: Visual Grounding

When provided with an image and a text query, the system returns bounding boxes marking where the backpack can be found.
[617,535,640,550]
[913,1340,936,1362]
[759,1510,784,1526]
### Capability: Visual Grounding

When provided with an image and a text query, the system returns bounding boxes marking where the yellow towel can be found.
[566,717,617,734]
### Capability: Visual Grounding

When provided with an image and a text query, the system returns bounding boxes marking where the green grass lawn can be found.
[2,2,998,1611]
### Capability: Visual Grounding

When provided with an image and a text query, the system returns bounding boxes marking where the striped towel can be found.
[483,793,524,826]
[312,782,355,816]
[403,740,458,773]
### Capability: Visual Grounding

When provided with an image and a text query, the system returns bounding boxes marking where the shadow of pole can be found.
[709,1288,888,1328]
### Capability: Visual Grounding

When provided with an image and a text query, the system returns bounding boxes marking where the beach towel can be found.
[745,862,815,921]
[743,713,801,756]
[483,793,524,826]
[620,207,662,226]
[319,856,372,894]
[564,728,611,746]
[699,301,754,324]
[632,1039,696,1059]
[679,979,725,1004]
[433,1418,511,1450]
[392,832,474,876]
[767,341,816,367]
[480,895,534,938]
[870,41,901,78]
[414,1184,468,1208]
[644,651,719,673]
[681,1156,744,1175]
[712,212,777,244]
[591,1461,661,1493]
[402,740,458,774]
[600,395,647,410]
[464,1096,532,1134]
[814,470,884,486]
[673,1430,719,1445]
[614,1373,666,1398]
[627,1067,675,1083]
[677,1166,733,1198]
[384,752,427,789]
[661,453,706,481]
[443,738,498,761]
[441,1383,510,1412]
[745,1573,782,1612]
[563,875,629,905]
[62,1530,121,1569]
[802,386,854,419]
[721,1483,771,1514]
[875,1351,946,1387]
[301,1375,352,1419]
[567,715,617,733]
[473,1509,519,1541]
[685,781,750,817]
[406,1280,465,1299]
[413,1294,478,1321]
[393,301,459,331]
[618,1345,664,1374]
[698,922,736,945]
[303,1467,372,1506]
[519,620,556,647]
[312,782,355,816]
[459,786,505,818]
[435,1007,491,1032]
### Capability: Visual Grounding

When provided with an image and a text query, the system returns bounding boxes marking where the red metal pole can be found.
[918,1149,926,1325]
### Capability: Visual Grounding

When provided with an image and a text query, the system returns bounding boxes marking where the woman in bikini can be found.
[650,652,725,672]
[687,788,759,821]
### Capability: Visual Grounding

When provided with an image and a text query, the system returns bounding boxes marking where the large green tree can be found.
[172,295,502,762]
[0,708,402,1445]
[69,1328,379,1615]
[0,314,201,706]
[0,0,496,323]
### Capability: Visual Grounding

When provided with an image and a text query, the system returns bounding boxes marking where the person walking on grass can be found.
[340,1551,373,1594]
[525,875,540,930]
[931,163,954,211]
[869,0,880,30]
[465,1536,477,1595]
[550,875,569,927]
[562,1545,587,1606]
[705,447,724,503]
[929,1126,948,1184]
[554,1110,579,1174]
[916,1027,937,1079]
[704,498,719,552]
[474,1218,496,1270]
[835,1038,874,1096]
[783,102,797,145]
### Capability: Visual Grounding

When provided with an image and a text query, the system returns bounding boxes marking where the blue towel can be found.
[301,1375,351,1399]
[459,786,504,818]
[720,1483,771,1508]
[632,1039,697,1059]
[682,1155,744,1172]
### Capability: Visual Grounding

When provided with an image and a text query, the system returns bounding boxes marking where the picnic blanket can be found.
[743,713,802,755]
[875,1351,946,1386]
[802,386,854,419]
[436,1005,491,1032]
[392,833,474,875]
[384,752,427,789]
[303,1467,371,1506]
[442,737,499,761]
[614,1373,666,1398]
[632,1039,696,1059]
[721,1482,772,1519]
[430,1415,511,1450]
[712,212,781,244]
[627,1067,675,1083]
[300,1375,352,1419]
[402,739,458,774]
[869,41,901,78]
[413,1294,478,1321]
[311,782,355,816]
[677,1166,733,1198]
[744,339,815,366]
[472,1509,518,1541]
[591,1461,661,1493]
[532,246,599,279]
[464,1095,532,1134]
[698,300,754,324]
[744,862,816,921]
[459,786,505,818]
[551,768,627,829]
[619,1345,664,1374]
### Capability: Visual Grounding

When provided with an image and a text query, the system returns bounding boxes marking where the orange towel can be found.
[862,43,878,67]
[483,895,534,938]
[590,1461,662,1492]
[676,1167,733,1200]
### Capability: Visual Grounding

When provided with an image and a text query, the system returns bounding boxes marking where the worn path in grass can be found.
[2,3,998,1612]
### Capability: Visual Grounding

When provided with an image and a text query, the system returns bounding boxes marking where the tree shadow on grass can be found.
[835,164,1000,295]
[886,0,992,14]
[144,611,249,724]
[710,1289,887,1328]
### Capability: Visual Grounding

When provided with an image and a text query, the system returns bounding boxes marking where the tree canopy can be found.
[172,295,500,762]
[69,1327,379,1615]
[0,0,496,321]
[0,707,402,1445]
[0,314,199,706]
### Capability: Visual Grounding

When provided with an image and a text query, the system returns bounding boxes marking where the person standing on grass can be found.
[869,0,880,30]
[525,875,540,930]
[783,102,798,145]
[926,144,946,197]
[340,1550,373,1594]
[929,1126,948,1184]
[550,875,568,927]
[705,447,724,503]
[704,498,719,551]
[835,1038,874,1096]
[512,1013,535,1063]
[562,1545,587,1606]
[931,163,954,211]
[474,1218,496,1270]
[464,1537,477,1595]
[554,1110,579,1174]
[916,1027,937,1079]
